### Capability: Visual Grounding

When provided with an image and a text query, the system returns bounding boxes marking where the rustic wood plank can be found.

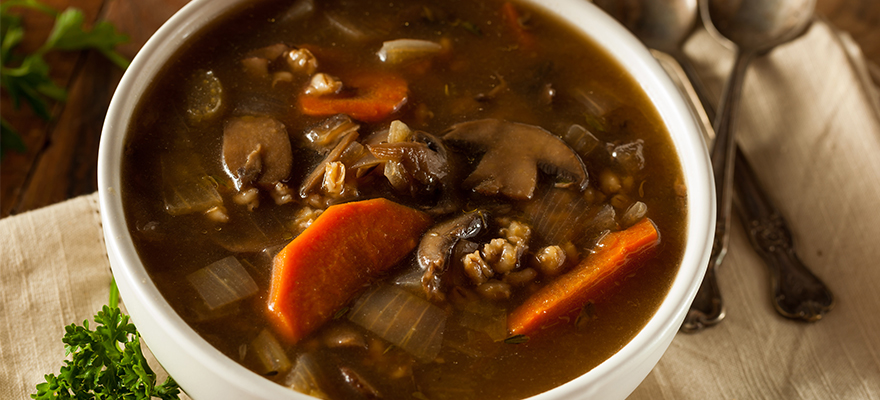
[4,0,191,215]
[0,0,104,216]
[102,0,193,59]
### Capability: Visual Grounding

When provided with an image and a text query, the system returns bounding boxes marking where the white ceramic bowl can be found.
[98,0,715,398]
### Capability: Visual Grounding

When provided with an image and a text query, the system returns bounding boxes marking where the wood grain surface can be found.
[0,0,191,217]
[1,0,877,217]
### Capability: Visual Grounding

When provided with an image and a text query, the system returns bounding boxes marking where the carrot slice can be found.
[501,2,536,50]
[267,198,433,343]
[508,218,661,337]
[299,73,408,123]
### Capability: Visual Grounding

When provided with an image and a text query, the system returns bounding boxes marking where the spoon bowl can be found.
[704,0,815,52]
[594,0,698,53]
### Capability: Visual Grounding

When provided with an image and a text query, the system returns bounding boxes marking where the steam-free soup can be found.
[121,0,688,399]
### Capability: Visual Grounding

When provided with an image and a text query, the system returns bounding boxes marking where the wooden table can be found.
[0,0,190,217]
[1,0,878,218]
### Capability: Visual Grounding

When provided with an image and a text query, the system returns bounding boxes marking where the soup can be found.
[120,0,688,398]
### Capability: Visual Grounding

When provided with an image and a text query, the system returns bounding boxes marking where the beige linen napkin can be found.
[0,194,111,398]
[1,18,878,400]
[629,20,880,400]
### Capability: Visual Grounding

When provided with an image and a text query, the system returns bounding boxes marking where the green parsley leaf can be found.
[3,54,66,118]
[504,334,530,344]
[1,118,27,161]
[0,0,57,14]
[0,0,130,160]
[31,281,182,399]
[42,8,130,70]
[1,14,25,60]
[451,19,482,36]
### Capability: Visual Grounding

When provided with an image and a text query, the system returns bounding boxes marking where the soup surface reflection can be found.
[121,0,688,398]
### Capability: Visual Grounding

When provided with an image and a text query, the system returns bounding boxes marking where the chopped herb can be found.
[31,281,181,400]
[0,0,129,160]
[574,301,597,329]
[504,334,529,344]
[333,306,350,320]
[1,119,27,158]
[206,174,231,189]
[583,112,606,134]
[451,19,482,36]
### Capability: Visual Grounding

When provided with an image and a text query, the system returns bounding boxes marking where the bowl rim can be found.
[97,0,715,398]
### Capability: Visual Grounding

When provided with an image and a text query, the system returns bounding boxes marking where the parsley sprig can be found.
[0,0,129,160]
[32,281,182,399]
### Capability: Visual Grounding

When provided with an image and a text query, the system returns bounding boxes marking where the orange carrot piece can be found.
[501,2,536,50]
[267,198,432,343]
[299,73,408,123]
[508,218,661,336]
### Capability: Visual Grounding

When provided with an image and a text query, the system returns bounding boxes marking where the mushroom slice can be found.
[222,116,293,190]
[418,210,488,301]
[442,119,588,200]
[368,131,448,193]
[369,130,462,214]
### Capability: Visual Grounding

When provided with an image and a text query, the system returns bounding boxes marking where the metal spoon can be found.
[694,0,830,328]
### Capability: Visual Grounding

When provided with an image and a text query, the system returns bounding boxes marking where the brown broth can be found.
[121,0,687,399]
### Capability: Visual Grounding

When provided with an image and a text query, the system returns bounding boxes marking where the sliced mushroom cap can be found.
[442,119,588,200]
[368,130,463,214]
[369,132,448,190]
[222,116,292,190]
[418,210,488,301]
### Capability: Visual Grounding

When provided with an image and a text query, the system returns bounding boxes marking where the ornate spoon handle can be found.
[667,50,833,326]
[680,50,753,333]
[733,149,834,321]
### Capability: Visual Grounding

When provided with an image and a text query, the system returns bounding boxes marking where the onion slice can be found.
[249,329,292,375]
[160,153,222,216]
[526,187,590,245]
[284,353,328,398]
[186,256,259,310]
[377,39,443,64]
[347,285,446,362]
